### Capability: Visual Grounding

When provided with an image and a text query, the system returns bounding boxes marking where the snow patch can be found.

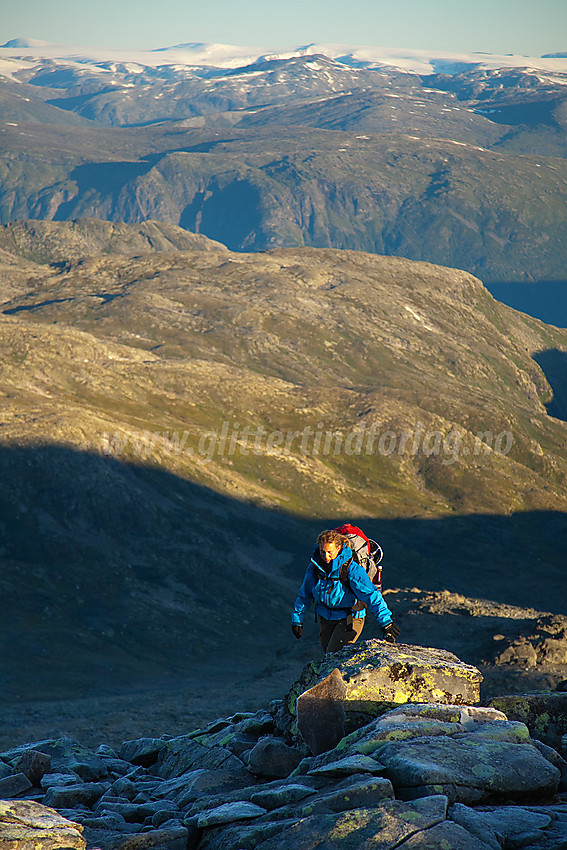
[1,39,566,77]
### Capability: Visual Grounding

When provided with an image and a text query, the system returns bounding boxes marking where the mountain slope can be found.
[0,224,566,709]
[1,45,567,294]
[1,124,566,283]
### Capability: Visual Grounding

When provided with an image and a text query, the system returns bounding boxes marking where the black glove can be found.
[291,623,303,640]
[382,621,400,643]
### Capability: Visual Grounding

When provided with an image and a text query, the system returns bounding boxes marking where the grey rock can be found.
[151,808,181,828]
[0,760,12,779]
[183,775,324,819]
[93,799,176,824]
[249,783,316,809]
[531,738,567,787]
[196,817,298,850]
[400,819,495,849]
[176,767,254,807]
[43,781,109,808]
[0,771,33,797]
[450,803,552,850]
[298,776,395,815]
[200,796,448,850]
[247,737,303,778]
[153,737,245,779]
[237,711,275,737]
[196,801,266,828]
[308,754,386,777]
[80,813,137,830]
[14,749,52,785]
[119,738,167,767]
[5,737,109,782]
[97,745,119,758]
[223,733,258,757]
[104,759,136,776]
[41,772,80,789]
[376,736,561,803]
[108,826,189,849]
[110,776,140,800]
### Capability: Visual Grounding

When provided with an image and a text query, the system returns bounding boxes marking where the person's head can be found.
[317,530,348,563]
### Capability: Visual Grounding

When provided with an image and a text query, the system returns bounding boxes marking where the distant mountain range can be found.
[1,40,566,321]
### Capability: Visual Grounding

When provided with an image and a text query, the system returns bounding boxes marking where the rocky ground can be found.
[1,641,567,850]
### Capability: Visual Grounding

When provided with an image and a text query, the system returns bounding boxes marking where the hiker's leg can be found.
[318,617,336,652]
[325,617,365,653]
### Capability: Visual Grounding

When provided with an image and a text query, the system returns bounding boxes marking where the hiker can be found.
[291,529,400,653]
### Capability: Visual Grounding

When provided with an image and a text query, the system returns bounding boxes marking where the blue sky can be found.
[1,0,565,56]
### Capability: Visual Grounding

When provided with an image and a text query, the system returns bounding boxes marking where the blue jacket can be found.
[291,543,393,626]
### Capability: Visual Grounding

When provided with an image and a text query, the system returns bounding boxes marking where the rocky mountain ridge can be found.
[1,44,567,294]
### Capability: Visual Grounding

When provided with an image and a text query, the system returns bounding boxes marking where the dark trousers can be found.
[319,615,365,653]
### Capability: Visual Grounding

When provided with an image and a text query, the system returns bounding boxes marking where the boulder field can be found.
[1,640,567,850]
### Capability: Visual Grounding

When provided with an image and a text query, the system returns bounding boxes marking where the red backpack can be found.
[333,523,384,592]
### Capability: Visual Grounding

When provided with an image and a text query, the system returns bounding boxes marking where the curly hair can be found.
[317,529,349,549]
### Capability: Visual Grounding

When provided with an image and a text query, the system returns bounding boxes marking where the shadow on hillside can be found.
[52,157,162,220]
[1,443,566,706]
[532,349,567,421]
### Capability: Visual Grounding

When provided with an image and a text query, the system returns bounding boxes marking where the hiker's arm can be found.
[291,563,315,625]
[348,562,394,626]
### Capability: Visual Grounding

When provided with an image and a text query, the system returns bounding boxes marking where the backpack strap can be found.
[339,556,366,614]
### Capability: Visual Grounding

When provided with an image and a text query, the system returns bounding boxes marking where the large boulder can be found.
[305,702,561,805]
[1,737,108,782]
[0,800,85,849]
[199,795,449,850]
[488,691,567,748]
[276,640,482,741]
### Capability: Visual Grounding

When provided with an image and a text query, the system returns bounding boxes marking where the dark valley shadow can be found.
[1,444,566,710]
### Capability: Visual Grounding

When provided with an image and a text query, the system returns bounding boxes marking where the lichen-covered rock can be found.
[376,736,560,803]
[0,800,85,849]
[199,795,448,850]
[276,640,482,740]
[196,801,266,828]
[307,754,387,777]
[489,691,567,748]
[398,819,494,849]
[309,703,510,766]
[249,783,316,809]
[152,737,246,779]
[298,776,395,815]
[2,737,108,782]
